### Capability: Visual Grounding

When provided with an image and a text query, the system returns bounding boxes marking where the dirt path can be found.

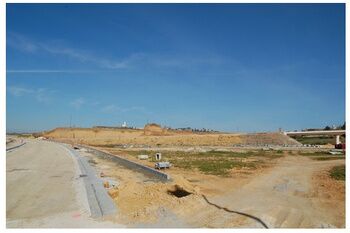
[208,155,345,228]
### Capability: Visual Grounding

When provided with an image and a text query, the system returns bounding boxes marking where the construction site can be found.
[4,3,346,229]
[6,123,346,228]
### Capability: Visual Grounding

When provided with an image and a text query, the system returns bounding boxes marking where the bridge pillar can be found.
[336,135,340,145]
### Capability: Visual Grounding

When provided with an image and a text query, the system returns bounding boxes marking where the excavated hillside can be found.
[43,127,301,147]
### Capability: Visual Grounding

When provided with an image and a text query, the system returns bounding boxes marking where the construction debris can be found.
[108,188,119,199]
[329,150,343,155]
[155,161,171,169]
[138,155,149,160]
[103,181,110,188]
[155,153,162,161]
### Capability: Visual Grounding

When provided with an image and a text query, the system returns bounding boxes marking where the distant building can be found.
[122,122,127,128]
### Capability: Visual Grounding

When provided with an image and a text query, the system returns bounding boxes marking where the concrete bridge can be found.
[284,130,345,144]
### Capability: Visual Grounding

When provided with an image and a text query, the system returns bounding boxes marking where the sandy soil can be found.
[43,127,300,147]
[81,149,345,228]
[309,167,345,227]
[210,156,345,228]
[7,137,344,228]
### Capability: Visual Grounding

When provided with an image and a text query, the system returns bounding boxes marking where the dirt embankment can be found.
[43,127,300,147]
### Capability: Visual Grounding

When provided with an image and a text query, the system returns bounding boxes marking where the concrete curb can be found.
[6,141,26,151]
[63,144,117,218]
[79,145,171,181]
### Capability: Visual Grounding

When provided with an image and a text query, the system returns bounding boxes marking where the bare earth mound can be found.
[43,127,301,147]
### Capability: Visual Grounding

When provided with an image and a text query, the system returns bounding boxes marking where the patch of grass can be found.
[164,150,272,176]
[312,156,345,161]
[199,160,258,176]
[101,144,125,148]
[16,134,33,138]
[173,159,259,176]
[259,151,284,159]
[329,165,345,181]
[299,151,331,156]
[106,148,284,176]
[88,159,97,164]
[299,151,345,160]
[293,135,344,145]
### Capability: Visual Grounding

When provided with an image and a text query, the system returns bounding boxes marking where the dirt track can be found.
[210,156,345,228]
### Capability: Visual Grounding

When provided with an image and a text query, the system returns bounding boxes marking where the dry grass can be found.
[116,149,283,176]
[329,165,345,181]
[299,151,345,161]
[43,127,300,147]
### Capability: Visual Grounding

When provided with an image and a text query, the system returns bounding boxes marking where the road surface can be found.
[6,139,122,228]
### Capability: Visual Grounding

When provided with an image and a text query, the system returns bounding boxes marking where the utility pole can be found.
[69,114,72,128]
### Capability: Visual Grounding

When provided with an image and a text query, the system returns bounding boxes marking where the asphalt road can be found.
[6,139,121,228]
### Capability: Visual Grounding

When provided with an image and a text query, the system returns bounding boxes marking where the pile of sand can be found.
[99,163,203,225]
[144,123,169,136]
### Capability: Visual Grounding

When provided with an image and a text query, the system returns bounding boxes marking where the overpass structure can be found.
[284,130,345,144]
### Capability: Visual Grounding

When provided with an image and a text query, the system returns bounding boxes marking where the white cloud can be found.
[101,104,145,113]
[124,106,145,112]
[90,101,100,106]
[70,98,85,109]
[7,86,33,97]
[35,88,52,103]
[7,33,38,52]
[7,86,55,104]
[101,104,118,113]
[7,32,139,70]
[6,69,94,73]
[7,33,229,72]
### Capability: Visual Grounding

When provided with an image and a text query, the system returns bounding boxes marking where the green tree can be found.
[324,126,331,130]
[341,122,346,130]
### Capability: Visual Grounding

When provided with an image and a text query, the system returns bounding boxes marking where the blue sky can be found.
[6,4,345,133]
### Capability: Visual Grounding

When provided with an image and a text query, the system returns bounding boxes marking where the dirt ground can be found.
[309,167,345,227]
[43,127,300,147]
[80,149,345,228]
[209,155,345,228]
[8,133,344,228]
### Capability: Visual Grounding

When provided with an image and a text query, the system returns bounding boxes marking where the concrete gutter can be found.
[62,144,117,218]
[79,145,171,181]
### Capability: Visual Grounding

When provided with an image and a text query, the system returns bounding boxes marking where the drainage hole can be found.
[167,186,192,198]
